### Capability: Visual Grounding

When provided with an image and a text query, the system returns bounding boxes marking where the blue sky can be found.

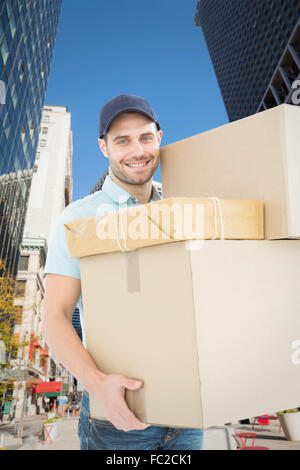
[45,0,228,201]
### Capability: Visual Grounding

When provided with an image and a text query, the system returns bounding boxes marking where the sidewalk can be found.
[31,420,300,450]
[2,416,300,450]
[0,415,80,450]
[35,416,80,450]
[230,422,300,450]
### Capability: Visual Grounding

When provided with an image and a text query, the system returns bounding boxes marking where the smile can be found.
[125,160,151,168]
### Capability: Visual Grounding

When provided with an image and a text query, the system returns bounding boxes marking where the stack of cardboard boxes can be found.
[65,104,300,428]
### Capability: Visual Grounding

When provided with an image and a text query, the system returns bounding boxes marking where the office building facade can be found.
[195,0,300,121]
[23,105,73,241]
[0,0,62,275]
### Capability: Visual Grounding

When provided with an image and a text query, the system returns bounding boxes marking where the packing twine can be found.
[114,197,225,252]
[116,208,130,252]
[208,197,225,240]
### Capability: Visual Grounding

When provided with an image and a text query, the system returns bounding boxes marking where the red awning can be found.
[33,381,62,394]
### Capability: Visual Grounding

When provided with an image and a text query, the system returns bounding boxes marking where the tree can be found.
[0,259,20,366]
[0,259,25,419]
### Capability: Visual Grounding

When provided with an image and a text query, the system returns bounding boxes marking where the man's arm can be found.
[42,273,148,431]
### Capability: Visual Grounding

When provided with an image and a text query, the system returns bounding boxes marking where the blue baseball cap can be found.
[99,94,160,138]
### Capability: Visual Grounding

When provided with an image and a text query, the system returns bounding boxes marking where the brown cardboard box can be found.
[160,104,300,239]
[64,197,263,258]
[65,221,300,427]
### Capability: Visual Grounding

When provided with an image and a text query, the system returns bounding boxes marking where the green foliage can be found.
[0,259,27,397]
[277,408,299,415]
[0,259,19,361]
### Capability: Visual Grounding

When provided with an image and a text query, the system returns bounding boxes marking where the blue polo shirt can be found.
[44,175,162,346]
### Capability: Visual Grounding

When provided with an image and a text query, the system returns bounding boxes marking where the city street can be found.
[0,413,46,439]
[1,415,300,450]
[0,414,80,450]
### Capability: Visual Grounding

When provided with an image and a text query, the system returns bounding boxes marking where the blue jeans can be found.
[78,392,204,450]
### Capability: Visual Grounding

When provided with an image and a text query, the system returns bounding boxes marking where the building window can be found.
[42,127,48,134]
[40,139,46,147]
[43,115,50,123]
[11,83,18,108]
[15,280,26,298]
[6,0,12,15]
[9,12,17,39]
[1,37,9,66]
[21,125,25,143]
[18,255,29,271]
[19,63,25,82]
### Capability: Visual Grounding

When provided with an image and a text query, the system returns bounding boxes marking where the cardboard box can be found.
[66,228,300,427]
[160,104,300,239]
[64,197,264,258]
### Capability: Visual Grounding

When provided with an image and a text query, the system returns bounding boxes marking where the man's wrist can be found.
[85,367,107,395]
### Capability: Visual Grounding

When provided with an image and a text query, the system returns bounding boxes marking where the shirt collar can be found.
[101,174,132,204]
[102,174,162,204]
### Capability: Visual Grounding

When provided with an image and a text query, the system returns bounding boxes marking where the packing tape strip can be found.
[125,250,141,293]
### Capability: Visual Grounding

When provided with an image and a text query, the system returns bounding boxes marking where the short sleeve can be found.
[44,210,81,279]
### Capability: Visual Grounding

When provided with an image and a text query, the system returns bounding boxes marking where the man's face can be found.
[98,113,162,186]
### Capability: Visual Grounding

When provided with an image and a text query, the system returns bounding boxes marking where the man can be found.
[42,94,204,450]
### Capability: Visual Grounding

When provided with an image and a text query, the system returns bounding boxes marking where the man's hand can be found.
[93,373,149,432]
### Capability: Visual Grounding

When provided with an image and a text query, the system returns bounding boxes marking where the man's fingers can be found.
[115,413,149,432]
[112,398,149,431]
[101,374,148,431]
[121,377,143,390]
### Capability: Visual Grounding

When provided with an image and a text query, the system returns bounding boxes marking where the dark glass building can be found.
[0,0,62,275]
[72,307,82,342]
[195,0,300,121]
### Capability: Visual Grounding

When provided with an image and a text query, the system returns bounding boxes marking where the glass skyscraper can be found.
[195,0,300,121]
[0,0,62,276]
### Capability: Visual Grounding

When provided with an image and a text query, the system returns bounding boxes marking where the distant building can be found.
[23,106,73,241]
[0,0,62,275]
[195,0,300,121]
[90,167,110,194]
[11,106,74,418]
[72,307,82,342]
